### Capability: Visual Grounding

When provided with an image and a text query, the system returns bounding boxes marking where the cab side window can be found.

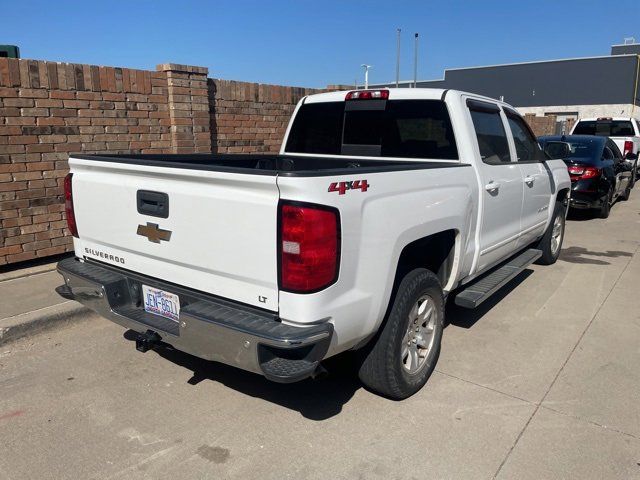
[467,100,511,164]
[607,141,623,160]
[505,112,545,162]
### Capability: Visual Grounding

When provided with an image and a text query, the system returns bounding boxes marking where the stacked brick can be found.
[0,58,174,265]
[209,79,324,153]
[524,114,559,136]
[158,64,211,154]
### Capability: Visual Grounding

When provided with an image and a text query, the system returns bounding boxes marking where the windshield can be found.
[285,100,458,160]
[573,120,635,137]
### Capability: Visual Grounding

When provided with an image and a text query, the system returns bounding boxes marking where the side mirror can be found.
[543,141,571,159]
[625,151,638,160]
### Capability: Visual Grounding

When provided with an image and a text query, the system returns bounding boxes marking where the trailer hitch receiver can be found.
[136,330,162,353]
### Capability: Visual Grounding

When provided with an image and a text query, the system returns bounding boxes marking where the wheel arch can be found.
[394,229,458,294]
[556,187,570,204]
[354,229,457,353]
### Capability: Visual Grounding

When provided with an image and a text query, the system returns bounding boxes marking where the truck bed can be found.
[72,153,462,176]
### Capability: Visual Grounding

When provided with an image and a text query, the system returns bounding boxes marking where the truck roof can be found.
[303,87,507,106]
[576,117,639,122]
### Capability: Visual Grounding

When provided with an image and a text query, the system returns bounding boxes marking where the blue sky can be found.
[3,0,640,88]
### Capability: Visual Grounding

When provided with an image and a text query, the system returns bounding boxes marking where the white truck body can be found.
[57,88,571,397]
[570,117,640,171]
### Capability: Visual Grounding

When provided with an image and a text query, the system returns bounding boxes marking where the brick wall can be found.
[0,59,214,266]
[524,114,577,137]
[208,79,324,153]
[524,114,557,136]
[0,57,334,266]
[161,64,211,153]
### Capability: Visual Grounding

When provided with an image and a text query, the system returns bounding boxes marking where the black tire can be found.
[621,183,631,201]
[358,268,444,400]
[599,191,611,219]
[535,201,566,265]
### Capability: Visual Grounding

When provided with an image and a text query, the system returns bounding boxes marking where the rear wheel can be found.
[599,190,611,218]
[535,201,565,265]
[621,182,632,201]
[358,268,444,400]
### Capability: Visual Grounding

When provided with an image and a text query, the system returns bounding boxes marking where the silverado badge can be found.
[137,222,172,243]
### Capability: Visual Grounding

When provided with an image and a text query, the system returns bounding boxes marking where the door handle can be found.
[524,175,535,185]
[137,190,169,218]
[485,182,501,192]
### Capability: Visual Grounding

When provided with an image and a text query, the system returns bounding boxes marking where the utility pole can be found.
[413,33,419,88]
[361,64,372,89]
[395,28,401,88]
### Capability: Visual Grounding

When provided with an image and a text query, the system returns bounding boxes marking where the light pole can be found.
[361,64,372,89]
[396,28,401,88]
[413,33,419,88]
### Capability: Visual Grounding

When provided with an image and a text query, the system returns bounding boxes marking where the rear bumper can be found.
[568,188,604,209]
[56,257,332,383]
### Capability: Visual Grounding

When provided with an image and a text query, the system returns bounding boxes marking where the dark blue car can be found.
[539,135,634,218]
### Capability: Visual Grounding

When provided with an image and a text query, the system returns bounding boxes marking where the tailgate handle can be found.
[137,190,169,218]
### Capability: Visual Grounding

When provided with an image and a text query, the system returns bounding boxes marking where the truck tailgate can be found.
[69,158,279,311]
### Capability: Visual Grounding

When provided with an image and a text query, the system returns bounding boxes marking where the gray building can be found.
[373,41,640,131]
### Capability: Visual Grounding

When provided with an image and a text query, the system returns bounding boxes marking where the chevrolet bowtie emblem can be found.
[137,222,172,243]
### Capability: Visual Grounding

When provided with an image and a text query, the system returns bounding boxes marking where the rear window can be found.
[284,102,344,155]
[540,138,602,163]
[573,120,635,137]
[285,100,458,160]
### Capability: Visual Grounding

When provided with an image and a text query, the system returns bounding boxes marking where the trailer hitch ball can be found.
[135,330,162,353]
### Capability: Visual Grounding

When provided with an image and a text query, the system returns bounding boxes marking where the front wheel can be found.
[358,269,444,399]
[535,202,565,265]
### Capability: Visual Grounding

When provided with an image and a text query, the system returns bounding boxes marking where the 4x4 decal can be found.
[328,180,370,195]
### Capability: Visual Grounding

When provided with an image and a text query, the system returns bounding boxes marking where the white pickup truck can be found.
[571,117,640,175]
[56,88,570,399]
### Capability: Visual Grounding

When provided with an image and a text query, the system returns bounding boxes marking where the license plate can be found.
[142,285,180,322]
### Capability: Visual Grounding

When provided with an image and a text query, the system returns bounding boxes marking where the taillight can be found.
[63,173,78,238]
[345,89,389,100]
[279,202,340,293]
[623,140,633,157]
[567,165,601,180]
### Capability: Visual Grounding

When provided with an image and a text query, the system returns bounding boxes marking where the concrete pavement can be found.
[1,194,639,479]
[1,270,65,319]
[0,258,88,345]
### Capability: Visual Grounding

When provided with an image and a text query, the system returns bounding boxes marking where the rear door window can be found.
[603,146,614,160]
[505,112,546,162]
[573,120,635,136]
[467,100,511,164]
[285,99,458,160]
[607,140,623,160]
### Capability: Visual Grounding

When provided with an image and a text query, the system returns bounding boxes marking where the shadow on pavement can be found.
[566,201,627,222]
[566,209,597,222]
[123,330,361,421]
[119,267,550,417]
[446,269,533,330]
[559,246,632,265]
